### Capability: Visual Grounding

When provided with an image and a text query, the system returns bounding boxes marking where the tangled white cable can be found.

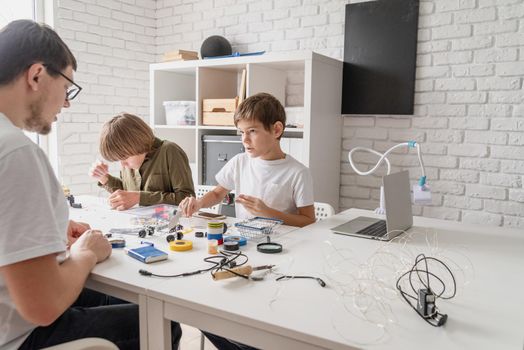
[348,141,431,213]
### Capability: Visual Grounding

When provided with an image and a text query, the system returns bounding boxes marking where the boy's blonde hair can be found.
[99,113,155,161]
[234,93,286,139]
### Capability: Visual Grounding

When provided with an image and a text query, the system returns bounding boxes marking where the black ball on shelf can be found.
[200,35,232,58]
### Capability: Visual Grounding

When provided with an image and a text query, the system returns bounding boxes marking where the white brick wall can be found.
[55,0,156,194]
[339,0,523,227]
[57,0,524,228]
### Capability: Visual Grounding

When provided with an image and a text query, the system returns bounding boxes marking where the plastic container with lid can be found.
[163,101,196,125]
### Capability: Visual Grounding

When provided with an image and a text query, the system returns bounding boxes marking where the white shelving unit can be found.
[149,51,343,211]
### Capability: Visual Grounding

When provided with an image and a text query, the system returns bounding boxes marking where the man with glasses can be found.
[0,20,182,350]
[44,63,83,101]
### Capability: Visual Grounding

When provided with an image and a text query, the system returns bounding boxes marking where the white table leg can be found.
[147,296,171,350]
[139,294,148,350]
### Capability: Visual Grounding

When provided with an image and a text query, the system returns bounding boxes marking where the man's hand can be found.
[67,220,90,246]
[235,194,270,216]
[70,229,111,264]
[88,160,109,185]
[179,196,201,217]
[108,190,140,210]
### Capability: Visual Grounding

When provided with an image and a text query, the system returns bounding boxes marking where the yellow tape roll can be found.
[169,240,193,251]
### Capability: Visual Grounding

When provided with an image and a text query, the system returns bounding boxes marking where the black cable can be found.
[139,250,249,279]
[206,251,250,279]
[276,275,326,287]
[396,254,456,327]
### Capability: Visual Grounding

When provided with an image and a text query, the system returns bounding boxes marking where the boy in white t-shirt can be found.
[180,92,315,227]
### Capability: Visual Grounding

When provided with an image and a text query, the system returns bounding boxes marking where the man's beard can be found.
[25,97,52,135]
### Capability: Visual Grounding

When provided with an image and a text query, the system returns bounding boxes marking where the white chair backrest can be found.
[42,338,118,350]
[314,202,335,221]
[196,185,221,214]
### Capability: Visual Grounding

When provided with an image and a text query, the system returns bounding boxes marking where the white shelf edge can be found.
[198,126,237,131]
[150,51,318,71]
[154,125,197,130]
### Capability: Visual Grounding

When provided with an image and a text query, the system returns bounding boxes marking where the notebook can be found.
[125,244,168,263]
[331,170,413,241]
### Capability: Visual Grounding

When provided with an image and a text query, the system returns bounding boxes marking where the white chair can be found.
[42,338,118,350]
[195,185,221,214]
[314,202,335,221]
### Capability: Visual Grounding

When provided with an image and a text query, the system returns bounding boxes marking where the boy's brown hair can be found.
[234,93,286,138]
[99,113,155,161]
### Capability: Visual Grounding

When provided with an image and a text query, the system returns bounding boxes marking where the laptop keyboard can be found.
[356,220,387,237]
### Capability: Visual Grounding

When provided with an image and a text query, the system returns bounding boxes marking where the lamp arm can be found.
[348,141,431,213]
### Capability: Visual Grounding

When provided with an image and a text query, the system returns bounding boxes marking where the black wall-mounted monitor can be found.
[341,0,419,115]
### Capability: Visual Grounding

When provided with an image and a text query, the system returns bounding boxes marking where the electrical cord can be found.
[207,250,250,279]
[396,254,456,327]
[276,275,327,287]
[139,250,249,278]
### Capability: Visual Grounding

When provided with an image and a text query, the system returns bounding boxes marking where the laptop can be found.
[331,170,413,241]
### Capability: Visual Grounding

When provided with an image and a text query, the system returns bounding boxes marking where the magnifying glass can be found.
[257,241,283,254]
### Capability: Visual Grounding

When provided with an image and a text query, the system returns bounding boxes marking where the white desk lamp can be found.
[348,141,431,214]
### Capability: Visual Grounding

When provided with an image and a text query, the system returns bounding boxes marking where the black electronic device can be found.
[200,35,232,58]
[396,254,455,327]
[341,0,420,115]
[417,288,448,326]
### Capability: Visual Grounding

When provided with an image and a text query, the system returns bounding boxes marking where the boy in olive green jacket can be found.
[89,113,195,210]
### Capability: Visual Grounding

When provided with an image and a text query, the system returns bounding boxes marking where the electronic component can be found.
[417,288,436,317]
[396,254,455,327]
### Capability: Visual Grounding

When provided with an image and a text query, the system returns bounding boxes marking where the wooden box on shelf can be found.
[202,97,238,126]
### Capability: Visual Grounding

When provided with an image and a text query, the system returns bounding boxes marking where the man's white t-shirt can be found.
[215,152,314,219]
[0,113,69,350]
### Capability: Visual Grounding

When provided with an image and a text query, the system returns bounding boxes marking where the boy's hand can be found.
[108,190,140,210]
[179,196,201,217]
[236,194,270,216]
[67,220,91,246]
[88,160,109,185]
[70,229,111,264]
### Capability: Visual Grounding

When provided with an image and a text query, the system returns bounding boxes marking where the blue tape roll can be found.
[111,241,126,248]
[224,235,247,246]
[207,233,223,241]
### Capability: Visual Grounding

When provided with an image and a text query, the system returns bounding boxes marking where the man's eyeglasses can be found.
[43,64,82,101]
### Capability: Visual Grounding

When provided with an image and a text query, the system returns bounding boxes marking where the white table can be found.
[71,196,524,350]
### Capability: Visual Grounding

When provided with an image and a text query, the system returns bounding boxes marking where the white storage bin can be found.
[163,101,196,125]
